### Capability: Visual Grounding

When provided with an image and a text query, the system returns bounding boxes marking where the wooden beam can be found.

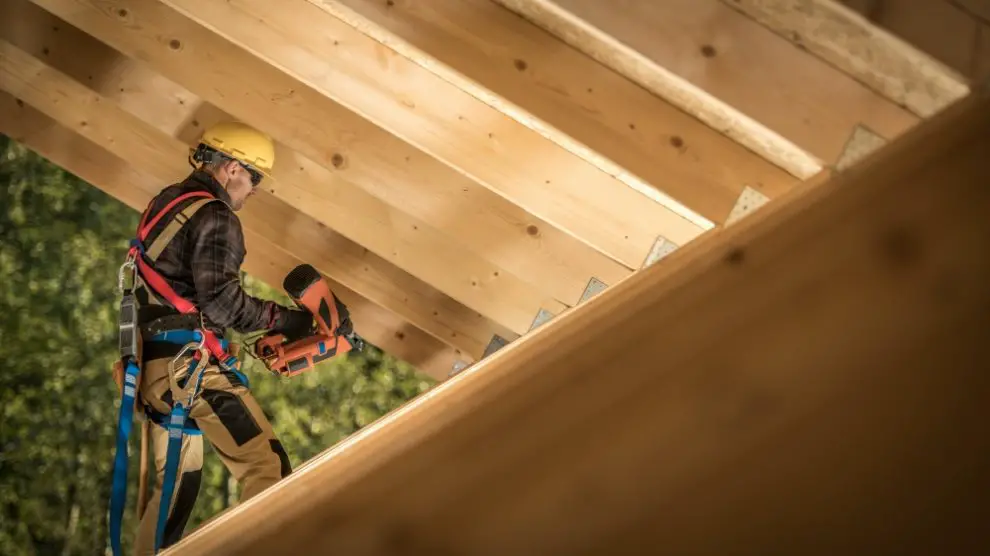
[332,0,802,225]
[724,0,971,118]
[488,0,824,181]
[493,0,921,168]
[26,0,631,317]
[0,94,457,381]
[153,0,712,268]
[166,87,990,554]
[0,33,507,361]
[840,0,990,82]
[9,0,570,338]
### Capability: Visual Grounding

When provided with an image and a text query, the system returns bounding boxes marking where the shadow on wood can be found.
[164,87,990,555]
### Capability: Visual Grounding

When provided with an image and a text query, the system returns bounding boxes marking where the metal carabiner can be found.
[169,331,205,368]
[179,344,211,406]
[117,259,136,293]
[166,331,206,390]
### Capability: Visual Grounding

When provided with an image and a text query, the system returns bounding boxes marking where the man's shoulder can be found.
[185,194,244,245]
[151,180,235,218]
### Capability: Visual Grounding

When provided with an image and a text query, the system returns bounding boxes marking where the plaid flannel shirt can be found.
[137,170,279,333]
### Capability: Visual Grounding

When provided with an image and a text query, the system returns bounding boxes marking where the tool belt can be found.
[140,313,209,340]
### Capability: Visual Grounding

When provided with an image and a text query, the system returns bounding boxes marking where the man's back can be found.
[136,169,278,335]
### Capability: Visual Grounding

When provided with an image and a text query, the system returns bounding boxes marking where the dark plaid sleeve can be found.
[187,202,278,333]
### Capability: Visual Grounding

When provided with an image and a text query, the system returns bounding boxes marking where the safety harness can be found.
[109,190,241,555]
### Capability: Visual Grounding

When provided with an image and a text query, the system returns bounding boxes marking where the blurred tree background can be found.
[0,135,438,555]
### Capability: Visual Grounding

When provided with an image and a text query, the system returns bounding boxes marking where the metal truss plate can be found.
[449,360,470,377]
[836,124,887,172]
[725,185,771,226]
[579,277,608,304]
[530,308,555,331]
[643,236,679,268]
[483,334,510,358]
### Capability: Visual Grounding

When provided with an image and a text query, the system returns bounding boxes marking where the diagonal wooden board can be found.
[332,0,803,225]
[3,0,571,338]
[493,0,921,167]
[0,35,509,359]
[156,0,712,269]
[23,0,649,294]
[164,88,990,554]
[723,0,971,118]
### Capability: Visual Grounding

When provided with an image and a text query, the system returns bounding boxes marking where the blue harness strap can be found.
[148,330,244,553]
[109,359,141,556]
[154,355,206,551]
[107,328,244,555]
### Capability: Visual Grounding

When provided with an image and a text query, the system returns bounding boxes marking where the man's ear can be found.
[224,159,241,176]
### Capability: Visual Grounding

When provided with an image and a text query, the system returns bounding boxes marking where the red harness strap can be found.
[130,191,233,365]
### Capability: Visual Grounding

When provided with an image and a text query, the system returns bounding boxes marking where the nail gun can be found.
[253,263,364,376]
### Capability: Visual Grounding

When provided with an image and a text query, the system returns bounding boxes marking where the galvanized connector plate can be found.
[529,308,555,331]
[643,236,679,268]
[579,277,608,304]
[836,124,887,172]
[725,185,771,226]
[483,334,510,358]
[449,360,470,377]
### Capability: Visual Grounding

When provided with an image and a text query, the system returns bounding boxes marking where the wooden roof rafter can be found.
[3,0,979,381]
[166,75,990,556]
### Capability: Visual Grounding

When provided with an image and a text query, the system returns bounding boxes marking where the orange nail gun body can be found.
[253,264,362,377]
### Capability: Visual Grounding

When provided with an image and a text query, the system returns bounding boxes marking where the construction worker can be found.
[122,122,315,554]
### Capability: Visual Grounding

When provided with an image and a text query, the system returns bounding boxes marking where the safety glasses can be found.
[239,162,264,187]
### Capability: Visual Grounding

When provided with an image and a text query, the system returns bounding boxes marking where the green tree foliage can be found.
[0,135,437,555]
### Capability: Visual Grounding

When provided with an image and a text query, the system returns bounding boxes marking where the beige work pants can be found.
[131,348,290,556]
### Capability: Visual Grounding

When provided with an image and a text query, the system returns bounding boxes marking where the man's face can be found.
[219,160,259,211]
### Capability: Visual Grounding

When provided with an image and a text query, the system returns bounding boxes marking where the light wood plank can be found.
[334,0,801,225]
[0,34,507,360]
[9,0,568,337]
[26,0,630,312]
[494,0,920,167]
[0,93,457,380]
[724,0,970,118]
[156,0,712,268]
[840,0,982,78]
[168,87,990,555]
[844,0,990,82]
[489,0,823,180]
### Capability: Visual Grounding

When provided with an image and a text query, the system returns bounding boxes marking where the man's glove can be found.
[336,315,354,337]
[272,306,315,342]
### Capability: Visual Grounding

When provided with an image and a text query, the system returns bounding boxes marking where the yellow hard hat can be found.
[194,121,275,179]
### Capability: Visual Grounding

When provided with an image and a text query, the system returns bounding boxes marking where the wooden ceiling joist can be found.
[25,0,633,318]
[491,0,823,181]
[493,0,921,169]
[0,94,458,380]
[330,0,802,226]
[152,0,712,268]
[723,0,972,118]
[839,0,990,83]
[0,33,505,362]
[12,0,574,339]
[166,86,990,555]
